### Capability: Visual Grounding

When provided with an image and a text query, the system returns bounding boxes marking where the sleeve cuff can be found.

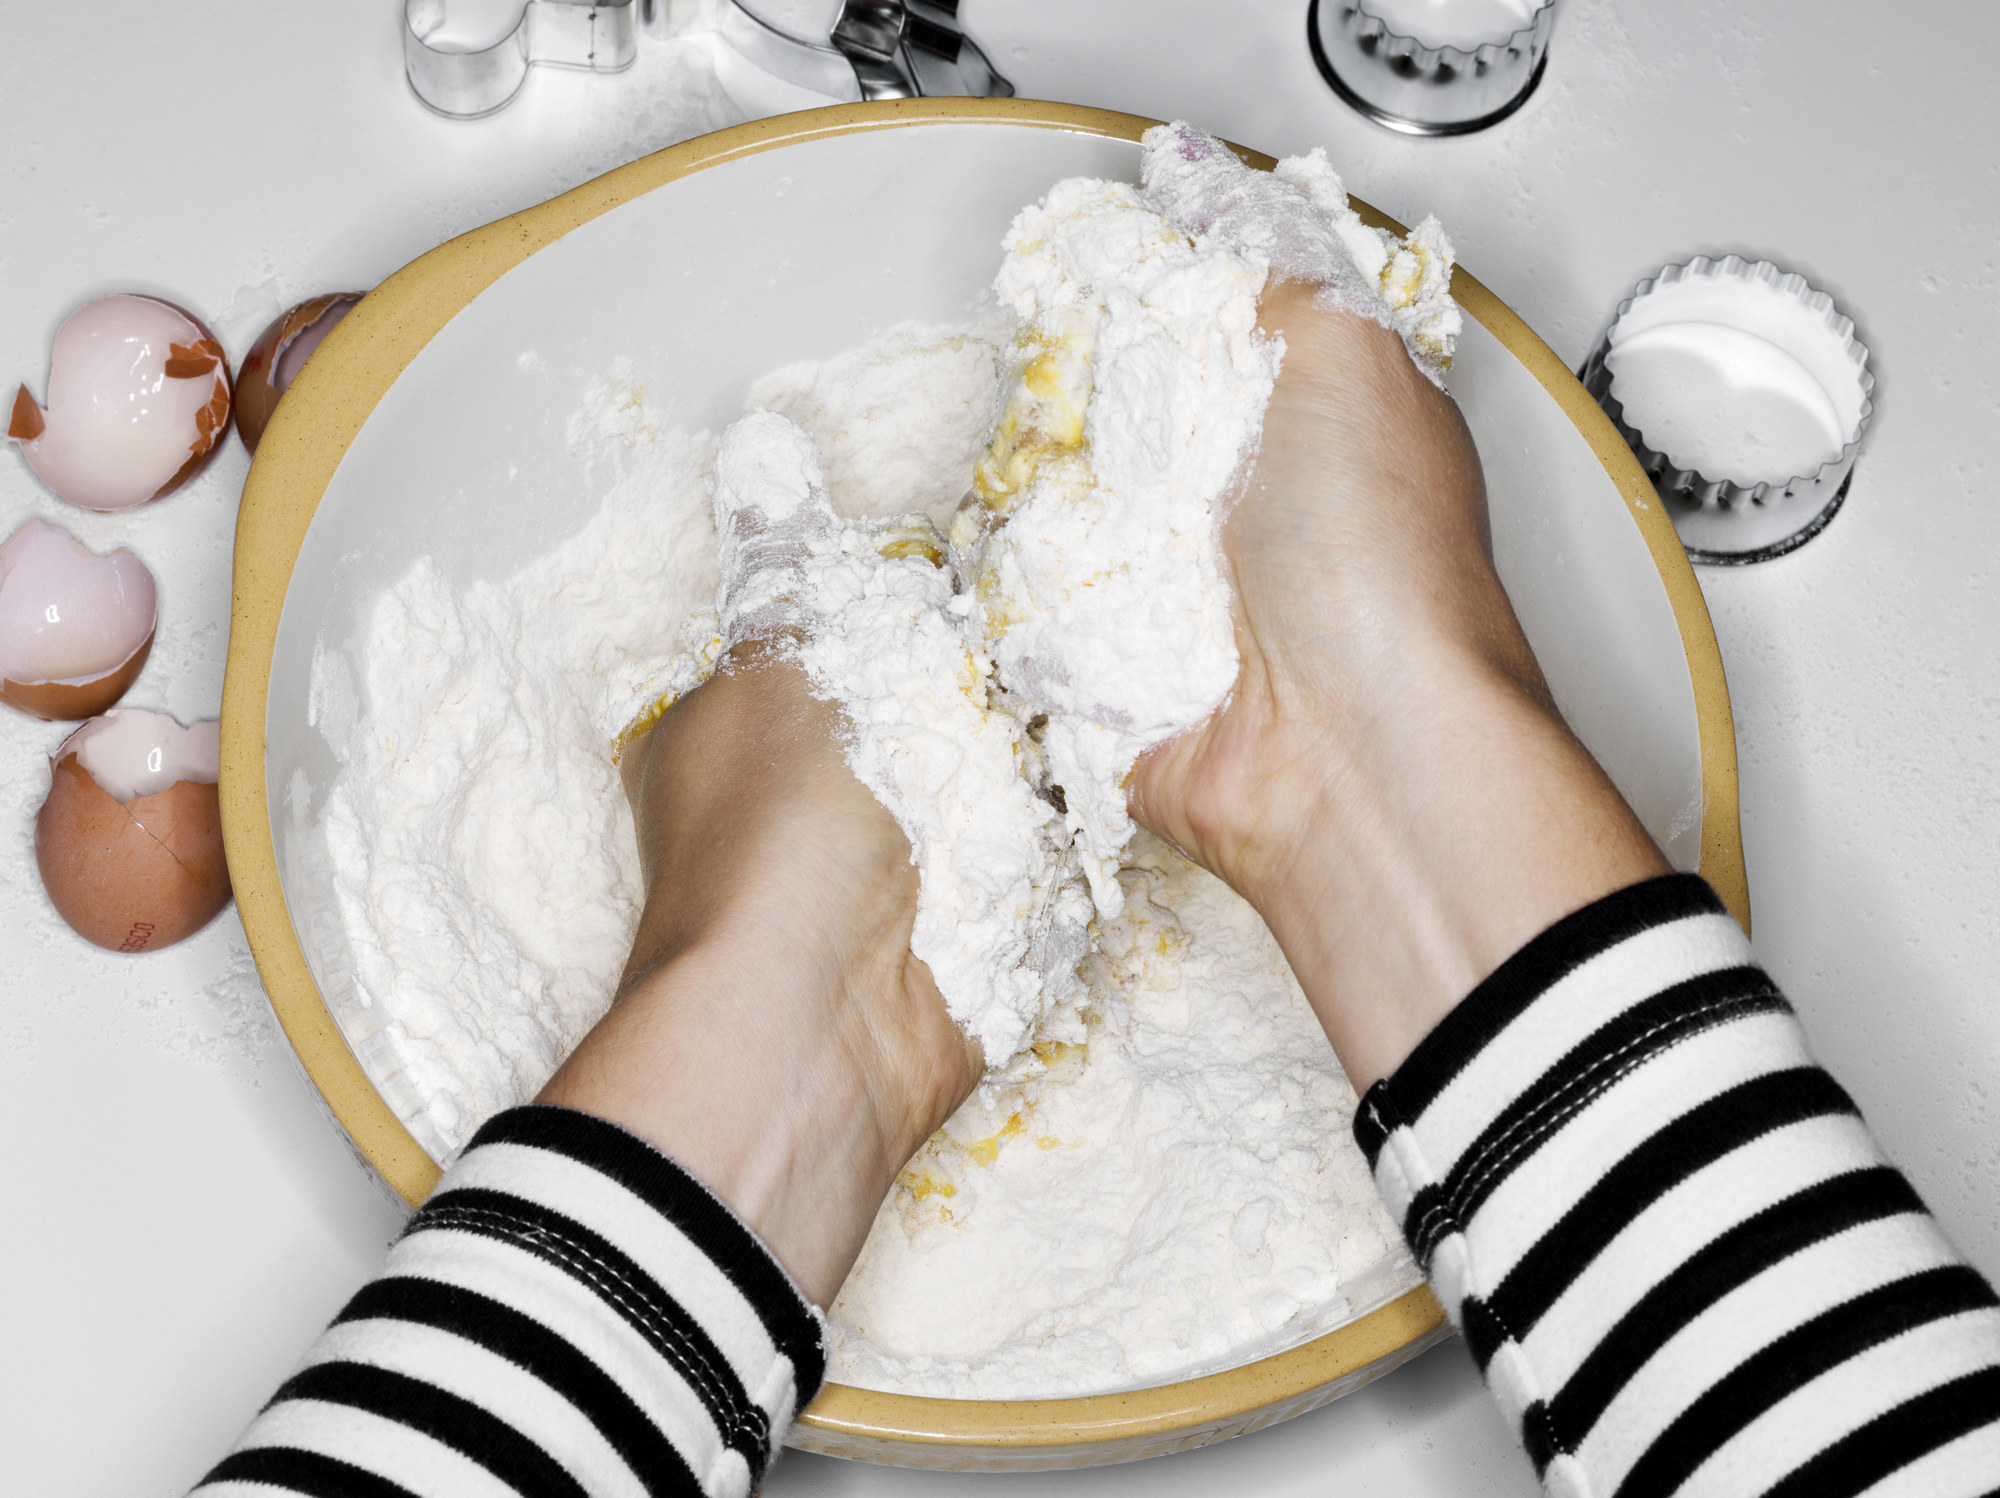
[422,1106,826,1489]
[1353,873,1775,1289]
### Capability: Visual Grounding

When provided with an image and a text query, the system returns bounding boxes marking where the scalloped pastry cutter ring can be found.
[1581,255,1874,566]
[1308,0,1558,136]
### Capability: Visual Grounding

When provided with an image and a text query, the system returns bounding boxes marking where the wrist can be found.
[548,704,982,1307]
[539,914,967,1306]
[549,654,980,1306]
[1239,644,1669,1090]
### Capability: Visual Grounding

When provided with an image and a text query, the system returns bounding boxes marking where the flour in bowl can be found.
[705,122,1463,1063]
[311,124,1456,1394]
[832,833,1419,1398]
[310,372,722,1160]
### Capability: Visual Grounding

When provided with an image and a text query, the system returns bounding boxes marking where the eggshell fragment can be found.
[8,384,45,440]
[35,709,231,952]
[10,294,233,511]
[234,293,362,454]
[0,519,157,720]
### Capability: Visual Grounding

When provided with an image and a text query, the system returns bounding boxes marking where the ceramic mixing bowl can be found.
[219,98,1745,1469]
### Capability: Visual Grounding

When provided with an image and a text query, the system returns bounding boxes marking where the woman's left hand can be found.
[538,641,979,1307]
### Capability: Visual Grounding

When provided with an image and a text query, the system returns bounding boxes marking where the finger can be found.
[713,410,839,649]
[1140,121,1387,324]
[1139,121,1460,384]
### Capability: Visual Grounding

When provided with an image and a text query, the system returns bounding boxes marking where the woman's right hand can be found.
[1130,283,1668,1089]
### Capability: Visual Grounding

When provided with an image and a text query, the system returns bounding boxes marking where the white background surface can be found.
[2,3,1994,1494]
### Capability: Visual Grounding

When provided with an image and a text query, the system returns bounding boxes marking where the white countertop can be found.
[3,3,1994,1493]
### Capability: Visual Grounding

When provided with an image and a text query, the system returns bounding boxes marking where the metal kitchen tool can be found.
[1581,255,1874,565]
[1307,0,1557,136]
[720,0,1013,104]
[404,0,638,118]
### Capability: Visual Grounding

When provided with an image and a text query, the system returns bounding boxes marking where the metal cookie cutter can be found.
[1308,0,1557,136]
[404,0,639,118]
[720,0,1013,104]
[1581,256,1875,565]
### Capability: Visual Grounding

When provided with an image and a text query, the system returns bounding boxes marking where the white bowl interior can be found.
[263,118,1701,1373]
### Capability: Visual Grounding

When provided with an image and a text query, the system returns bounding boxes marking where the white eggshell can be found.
[12,294,232,511]
[0,518,157,718]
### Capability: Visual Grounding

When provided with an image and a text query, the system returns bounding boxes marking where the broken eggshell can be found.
[9,294,233,511]
[234,293,362,454]
[0,518,157,720]
[35,708,231,952]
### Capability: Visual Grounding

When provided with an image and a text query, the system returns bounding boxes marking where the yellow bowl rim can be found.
[217,96,1746,1450]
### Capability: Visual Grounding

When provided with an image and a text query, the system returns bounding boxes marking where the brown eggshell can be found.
[8,383,45,440]
[35,751,232,952]
[235,293,363,455]
[0,626,155,721]
[149,313,234,502]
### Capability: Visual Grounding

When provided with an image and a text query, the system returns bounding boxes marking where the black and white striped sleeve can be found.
[191,1106,825,1498]
[1355,873,2000,1498]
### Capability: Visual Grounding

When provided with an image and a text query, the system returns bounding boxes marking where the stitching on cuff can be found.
[1438,985,1784,1233]
[417,1199,773,1456]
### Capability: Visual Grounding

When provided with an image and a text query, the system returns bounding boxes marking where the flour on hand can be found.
[711,411,1092,1067]
[955,121,1462,917]
[1140,121,1462,382]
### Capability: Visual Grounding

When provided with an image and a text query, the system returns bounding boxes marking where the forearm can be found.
[1359,873,2000,1495]
[196,656,973,1498]
[1245,640,1668,1090]
[538,651,978,1310]
[536,920,934,1310]
[193,1106,824,1498]
[1160,496,1997,1489]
